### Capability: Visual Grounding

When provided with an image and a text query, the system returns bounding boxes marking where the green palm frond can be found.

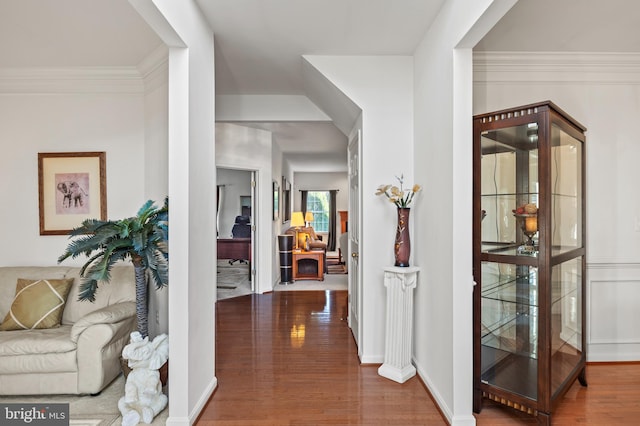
[77,278,100,302]
[77,251,106,279]
[68,218,110,236]
[148,250,169,290]
[59,198,169,311]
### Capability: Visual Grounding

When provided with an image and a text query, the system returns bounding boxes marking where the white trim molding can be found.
[138,44,169,93]
[0,67,144,94]
[474,51,640,85]
[0,46,168,95]
[586,262,640,362]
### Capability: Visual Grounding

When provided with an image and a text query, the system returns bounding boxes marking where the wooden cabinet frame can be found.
[472,101,587,424]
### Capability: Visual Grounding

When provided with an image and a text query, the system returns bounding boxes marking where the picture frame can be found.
[282,176,291,223]
[273,180,279,221]
[38,152,107,235]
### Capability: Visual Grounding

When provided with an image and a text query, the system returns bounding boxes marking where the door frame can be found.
[215,165,261,293]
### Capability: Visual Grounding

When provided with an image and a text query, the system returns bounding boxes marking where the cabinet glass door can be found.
[480,123,539,257]
[550,124,583,256]
[481,261,538,400]
[550,257,583,397]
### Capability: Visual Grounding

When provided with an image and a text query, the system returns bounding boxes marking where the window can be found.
[306,191,329,232]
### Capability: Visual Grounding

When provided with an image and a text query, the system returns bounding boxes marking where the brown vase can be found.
[394,207,411,267]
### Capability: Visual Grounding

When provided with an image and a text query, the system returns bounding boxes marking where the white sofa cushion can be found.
[70,301,136,343]
[0,352,77,374]
[0,326,77,374]
[62,265,136,325]
[0,326,75,356]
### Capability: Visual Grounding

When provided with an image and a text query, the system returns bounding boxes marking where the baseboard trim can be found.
[166,376,218,426]
[414,358,453,424]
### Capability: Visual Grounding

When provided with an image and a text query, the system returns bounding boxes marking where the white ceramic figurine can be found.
[118,332,169,426]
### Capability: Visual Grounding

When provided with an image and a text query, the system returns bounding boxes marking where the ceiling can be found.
[0,0,162,68]
[475,0,640,53]
[196,0,446,95]
[1,0,638,170]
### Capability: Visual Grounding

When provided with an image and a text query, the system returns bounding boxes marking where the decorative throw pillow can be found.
[0,278,73,331]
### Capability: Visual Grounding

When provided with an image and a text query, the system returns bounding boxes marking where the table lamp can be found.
[290,211,305,249]
[304,211,314,227]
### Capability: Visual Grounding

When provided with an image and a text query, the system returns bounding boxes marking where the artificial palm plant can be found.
[58,198,168,338]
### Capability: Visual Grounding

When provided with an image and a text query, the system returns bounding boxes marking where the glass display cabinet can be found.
[472,101,587,424]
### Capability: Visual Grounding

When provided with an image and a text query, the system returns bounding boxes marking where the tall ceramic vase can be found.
[394,207,411,267]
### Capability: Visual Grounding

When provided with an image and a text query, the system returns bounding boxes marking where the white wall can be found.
[0,86,146,266]
[216,95,331,122]
[142,46,169,204]
[474,51,640,362]
[141,47,170,338]
[413,1,516,424]
[303,55,414,363]
[271,137,285,285]
[216,123,274,293]
[130,1,216,424]
[282,157,293,226]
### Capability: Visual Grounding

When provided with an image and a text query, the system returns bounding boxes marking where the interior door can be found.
[250,171,256,292]
[348,130,362,354]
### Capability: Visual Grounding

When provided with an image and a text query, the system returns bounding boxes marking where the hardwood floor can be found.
[475,362,640,425]
[197,290,640,425]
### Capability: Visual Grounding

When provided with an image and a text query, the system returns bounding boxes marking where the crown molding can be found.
[0,44,168,95]
[0,67,144,94]
[138,44,168,92]
[474,51,640,85]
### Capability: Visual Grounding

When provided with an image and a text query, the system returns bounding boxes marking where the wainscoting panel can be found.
[587,263,640,361]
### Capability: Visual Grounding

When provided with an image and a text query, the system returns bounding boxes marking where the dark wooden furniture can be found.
[473,101,587,425]
[217,238,251,279]
[339,210,348,233]
[292,249,324,281]
[278,235,294,284]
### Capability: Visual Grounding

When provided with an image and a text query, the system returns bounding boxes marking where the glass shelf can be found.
[481,243,538,257]
[481,310,538,358]
[481,192,539,197]
[481,346,538,400]
[481,273,538,305]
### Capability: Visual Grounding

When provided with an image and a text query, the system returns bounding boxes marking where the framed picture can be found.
[273,180,279,221]
[282,176,291,223]
[38,152,107,235]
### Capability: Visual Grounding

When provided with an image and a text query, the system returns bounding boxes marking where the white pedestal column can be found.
[378,266,420,383]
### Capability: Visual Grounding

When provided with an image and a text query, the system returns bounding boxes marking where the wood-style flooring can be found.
[197,290,640,425]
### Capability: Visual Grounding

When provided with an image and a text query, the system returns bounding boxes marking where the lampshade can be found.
[291,211,305,227]
[304,211,314,223]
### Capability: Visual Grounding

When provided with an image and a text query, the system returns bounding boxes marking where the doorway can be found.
[216,167,256,299]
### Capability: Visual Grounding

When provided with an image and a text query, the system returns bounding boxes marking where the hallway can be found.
[198,290,445,424]
[198,290,640,425]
